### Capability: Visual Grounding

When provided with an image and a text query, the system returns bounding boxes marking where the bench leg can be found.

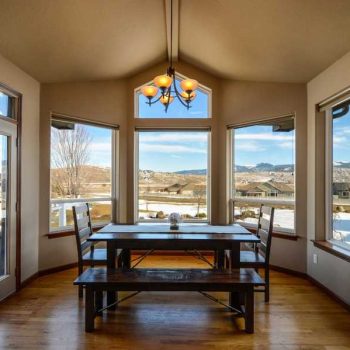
[244,288,254,334]
[95,291,103,316]
[85,287,95,332]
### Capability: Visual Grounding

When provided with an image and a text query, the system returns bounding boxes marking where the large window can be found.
[135,74,211,118]
[326,100,350,248]
[50,117,117,232]
[230,116,295,233]
[136,130,210,222]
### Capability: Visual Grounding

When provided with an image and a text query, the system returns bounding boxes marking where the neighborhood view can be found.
[49,112,350,246]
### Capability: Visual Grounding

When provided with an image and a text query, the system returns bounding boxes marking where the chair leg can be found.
[264,267,270,302]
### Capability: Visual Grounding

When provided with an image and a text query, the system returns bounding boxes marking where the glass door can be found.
[0,119,17,300]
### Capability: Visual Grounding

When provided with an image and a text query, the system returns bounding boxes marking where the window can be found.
[135,130,210,222]
[0,91,16,119]
[230,116,295,233]
[326,100,350,248]
[135,74,211,118]
[50,117,117,232]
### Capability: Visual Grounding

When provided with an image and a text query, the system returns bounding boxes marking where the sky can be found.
[333,108,350,163]
[234,124,295,166]
[138,131,208,172]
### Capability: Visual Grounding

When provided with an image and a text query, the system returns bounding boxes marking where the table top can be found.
[89,224,259,243]
[97,223,251,235]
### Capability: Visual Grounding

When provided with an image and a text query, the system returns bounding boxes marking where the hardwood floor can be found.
[0,255,349,350]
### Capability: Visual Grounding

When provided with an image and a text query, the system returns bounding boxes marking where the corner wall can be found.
[307,52,350,304]
[0,54,40,282]
[219,80,308,272]
[39,80,128,271]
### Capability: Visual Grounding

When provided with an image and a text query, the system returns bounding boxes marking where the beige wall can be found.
[0,54,40,282]
[307,51,350,304]
[39,80,128,270]
[38,61,308,274]
[219,80,308,272]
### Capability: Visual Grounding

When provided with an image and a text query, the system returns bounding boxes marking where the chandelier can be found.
[140,0,199,112]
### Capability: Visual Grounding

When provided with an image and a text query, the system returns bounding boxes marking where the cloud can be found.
[235,142,266,152]
[278,141,294,149]
[140,132,208,143]
[89,142,112,152]
[235,133,294,141]
[333,135,348,145]
[139,143,206,154]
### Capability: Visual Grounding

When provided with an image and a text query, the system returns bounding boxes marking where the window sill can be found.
[312,240,350,263]
[46,224,106,239]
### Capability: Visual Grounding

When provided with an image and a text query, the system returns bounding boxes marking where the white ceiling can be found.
[1,0,350,83]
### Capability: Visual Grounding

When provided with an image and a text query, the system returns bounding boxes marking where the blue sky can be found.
[138,131,208,172]
[333,108,350,163]
[84,125,112,167]
[234,125,295,166]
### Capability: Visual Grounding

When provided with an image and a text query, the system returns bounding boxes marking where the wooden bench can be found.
[74,267,264,333]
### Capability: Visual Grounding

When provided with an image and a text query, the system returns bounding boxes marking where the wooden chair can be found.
[73,203,110,298]
[239,205,275,302]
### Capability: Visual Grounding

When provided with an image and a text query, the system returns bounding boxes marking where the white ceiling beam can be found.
[165,0,179,63]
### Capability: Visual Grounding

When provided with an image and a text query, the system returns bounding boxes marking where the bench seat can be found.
[74,267,264,333]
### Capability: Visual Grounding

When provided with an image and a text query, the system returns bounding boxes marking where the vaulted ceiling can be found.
[1,0,350,83]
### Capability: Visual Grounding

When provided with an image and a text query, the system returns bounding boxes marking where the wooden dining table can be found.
[88,223,260,310]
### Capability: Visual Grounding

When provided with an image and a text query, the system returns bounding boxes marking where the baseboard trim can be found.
[307,275,350,312]
[38,262,78,277]
[20,272,39,289]
[270,264,307,278]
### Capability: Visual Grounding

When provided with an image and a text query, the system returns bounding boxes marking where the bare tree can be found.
[193,189,206,218]
[51,125,92,198]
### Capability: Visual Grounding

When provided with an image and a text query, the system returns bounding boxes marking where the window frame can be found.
[134,128,212,223]
[0,86,19,122]
[48,114,119,233]
[134,72,212,119]
[325,104,350,250]
[228,115,297,235]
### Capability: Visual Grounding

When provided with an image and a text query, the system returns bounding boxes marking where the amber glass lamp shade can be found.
[160,95,174,105]
[180,91,196,102]
[180,79,198,93]
[141,85,159,98]
[153,75,173,89]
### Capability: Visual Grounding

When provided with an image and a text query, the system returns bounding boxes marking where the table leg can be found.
[229,243,241,310]
[245,287,254,333]
[122,249,131,268]
[217,250,225,269]
[107,241,117,310]
[85,286,95,332]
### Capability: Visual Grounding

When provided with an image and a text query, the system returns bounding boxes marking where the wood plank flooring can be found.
[0,255,349,350]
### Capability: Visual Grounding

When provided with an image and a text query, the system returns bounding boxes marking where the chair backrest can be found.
[73,203,93,263]
[256,205,275,262]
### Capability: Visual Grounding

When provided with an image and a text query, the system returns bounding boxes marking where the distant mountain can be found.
[175,169,207,175]
[334,161,350,168]
[174,163,295,175]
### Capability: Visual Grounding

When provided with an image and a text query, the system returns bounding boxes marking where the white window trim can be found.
[49,118,119,233]
[325,108,350,250]
[134,129,211,223]
[133,71,212,119]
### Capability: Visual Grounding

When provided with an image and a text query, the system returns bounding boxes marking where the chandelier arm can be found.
[172,78,191,109]
[145,94,163,105]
